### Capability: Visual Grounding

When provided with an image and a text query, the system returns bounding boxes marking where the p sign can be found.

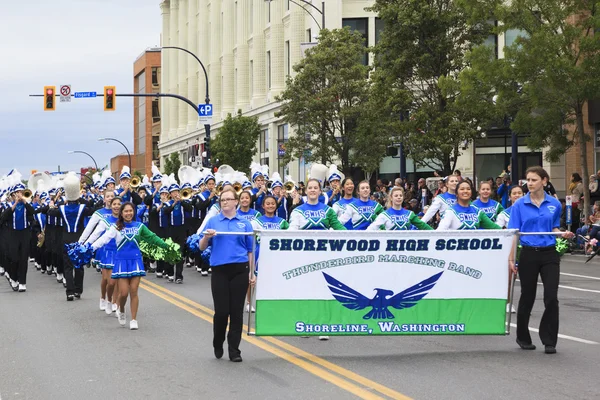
[198,103,213,124]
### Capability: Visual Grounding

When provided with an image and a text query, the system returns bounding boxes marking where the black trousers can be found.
[154,227,168,275]
[167,225,186,280]
[62,251,84,295]
[211,262,249,358]
[517,247,560,347]
[9,229,31,284]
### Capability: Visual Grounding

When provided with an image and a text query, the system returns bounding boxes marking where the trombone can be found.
[233,182,243,195]
[181,187,194,200]
[284,181,296,194]
[22,189,33,203]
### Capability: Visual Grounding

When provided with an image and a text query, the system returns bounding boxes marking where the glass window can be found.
[151,67,159,86]
[267,0,271,23]
[137,71,146,154]
[307,28,312,42]
[277,124,289,160]
[260,128,269,153]
[285,40,290,77]
[250,60,254,97]
[505,28,525,48]
[261,157,270,167]
[152,99,160,124]
[375,18,384,45]
[342,18,369,65]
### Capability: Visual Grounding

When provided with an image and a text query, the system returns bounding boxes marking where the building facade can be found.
[133,48,162,175]
[158,0,382,181]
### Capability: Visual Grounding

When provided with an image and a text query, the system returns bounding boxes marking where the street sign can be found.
[74,92,97,98]
[60,85,71,102]
[198,103,213,124]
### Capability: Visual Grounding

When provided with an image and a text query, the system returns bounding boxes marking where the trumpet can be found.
[233,182,243,195]
[130,176,141,188]
[215,182,224,196]
[22,189,33,202]
[266,180,273,190]
[284,181,296,194]
[181,187,193,200]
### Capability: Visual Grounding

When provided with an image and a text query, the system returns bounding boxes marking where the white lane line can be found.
[508,324,599,345]
[561,272,600,281]
[516,279,600,294]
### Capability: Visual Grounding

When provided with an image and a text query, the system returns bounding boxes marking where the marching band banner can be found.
[255,229,516,336]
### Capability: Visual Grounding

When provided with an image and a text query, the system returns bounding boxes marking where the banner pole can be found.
[247,232,257,336]
[506,232,519,334]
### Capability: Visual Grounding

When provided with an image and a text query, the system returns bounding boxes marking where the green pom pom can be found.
[138,239,182,264]
[555,238,569,256]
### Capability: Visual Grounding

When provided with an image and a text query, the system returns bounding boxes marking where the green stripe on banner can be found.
[255,299,506,336]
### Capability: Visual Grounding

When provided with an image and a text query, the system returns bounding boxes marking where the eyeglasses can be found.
[220,198,236,203]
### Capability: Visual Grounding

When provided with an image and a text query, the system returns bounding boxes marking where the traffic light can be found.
[104,86,116,111]
[44,86,55,111]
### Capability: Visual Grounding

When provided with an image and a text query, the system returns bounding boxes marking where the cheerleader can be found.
[289,179,345,340]
[437,180,501,230]
[367,187,433,231]
[90,202,170,329]
[81,196,122,315]
[338,181,384,230]
[496,185,524,228]
[422,175,459,224]
[237,191,261,222]
[332,178,356,229]
[473,181,504,222]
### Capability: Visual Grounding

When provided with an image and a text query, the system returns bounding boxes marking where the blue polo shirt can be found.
[508,193,561,247]
[205,213,254,267]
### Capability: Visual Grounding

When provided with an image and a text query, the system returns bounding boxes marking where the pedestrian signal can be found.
[104,86,116,111]
[44,86,56,111]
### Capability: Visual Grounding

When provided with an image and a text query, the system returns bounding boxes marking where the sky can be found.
[0,0,162,177]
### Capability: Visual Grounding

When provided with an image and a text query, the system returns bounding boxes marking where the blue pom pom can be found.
[66,242,94,269]
[186,233,203,254]
[201,246,211,264]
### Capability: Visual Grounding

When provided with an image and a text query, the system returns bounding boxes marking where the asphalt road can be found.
[1,255,599,400]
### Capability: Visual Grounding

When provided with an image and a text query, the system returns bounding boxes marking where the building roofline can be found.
[134,47,162,63]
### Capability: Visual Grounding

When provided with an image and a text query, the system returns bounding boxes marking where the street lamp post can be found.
[98,137,132,171]
[68,150,98,171]
[266,0,324,30]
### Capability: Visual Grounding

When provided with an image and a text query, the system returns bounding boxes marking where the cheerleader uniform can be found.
[437,204,501,230]
[83,215,118,270]
[472,198,504,222]
[421,192,457,224]
[332,197,355,229]
[496,207,513,229]
[289,203,346,230]
[367,208,433,231]
[338,199,385,230]
[79,207,113,269]
[91,221,168,279]
[237,208,261,223]
[250,215,289,274]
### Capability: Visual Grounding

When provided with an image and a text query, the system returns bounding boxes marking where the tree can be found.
[211,110,261,174]
[276,28,381,175]
[163,152,181,176]
[368,0,494,175]
[463,0,600,218]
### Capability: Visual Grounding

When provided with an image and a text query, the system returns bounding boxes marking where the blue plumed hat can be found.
[119,166,132,181]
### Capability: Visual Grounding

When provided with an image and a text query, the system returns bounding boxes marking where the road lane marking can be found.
[139,283,386,400]
[516,279,600,294]
[508,324,599,345]
[141,279,413,400]
[561,272,600,281]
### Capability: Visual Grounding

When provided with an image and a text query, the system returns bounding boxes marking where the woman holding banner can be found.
[200,188,256,362]
[508,166,574,355]
[367,187,433,231]
[289,178,346,340]
[436,180,501,231]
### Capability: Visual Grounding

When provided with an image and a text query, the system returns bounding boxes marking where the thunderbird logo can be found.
[323,272,443,320]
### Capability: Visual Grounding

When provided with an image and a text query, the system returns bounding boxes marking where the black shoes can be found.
[516,339,536,350]
[545,345,557,354]
[214,347,224,359]
[74,293,81,299]
[67,294,74,301]
[175,279,183,284]
[230,355,243,363]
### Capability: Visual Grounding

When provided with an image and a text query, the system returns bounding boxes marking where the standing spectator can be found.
[570,172,583,231]
[454,170,463,182]
[496,175,510,208]
[434,179,446,197]
[415,178,432,208]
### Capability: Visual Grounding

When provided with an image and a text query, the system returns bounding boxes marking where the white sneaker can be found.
[245,303,255,313]
[99,298,106,311]
[105,301,113,315]
[28,258,35,263]
[18,284,26,292]
[156,272,163,278]
[118,311,126,326]
[129,320,138,330]
[508,304,516,314]
[10,279,19,291]
[318,336,329,341]
[56,273,63,282]
[0,266,4,275]
[35,263,40,270]
[201,270,208,276]
[168,276,174,282]
[196,266,202,273]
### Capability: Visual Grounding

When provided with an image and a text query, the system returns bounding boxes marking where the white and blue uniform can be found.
[496,206,513,229]
[367,208,433,231]
[437,204,501,230]
[338,199,385,230]
[422,192,457,223]
[237,208,261,223]
[289,203,346,230]
[472,198,504,222]
[331,197,355,229]
[84,215,118,269]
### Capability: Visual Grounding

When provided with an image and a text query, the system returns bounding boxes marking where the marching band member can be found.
[325,165,343,206]
[0,172,35,292]
[114,166,142,206]
[136,177,151,226]
[368,187,433,231]
[338,181,385,230]
[89,202,170,329]
[163,177,192,283]
[0,182,8,279]
[250,163,268,214]
[33,192,50,274]
[508,166,574,354]
[101,170,116,192]
[149,175,171,278]
[47,173,97,301]
[46,180,66,284]
[268,173,296,221]
[473,181,504,222]
[436,180,501,231]
[199,188,256,362]
[289,178,345,340]
[421,175,459,224]
[79,192,120,314]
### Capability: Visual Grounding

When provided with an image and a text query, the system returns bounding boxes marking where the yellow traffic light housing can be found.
[104,86,116,111]
[44,86,56,111]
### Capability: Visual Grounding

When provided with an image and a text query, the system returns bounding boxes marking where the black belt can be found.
[522,245,555,252]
